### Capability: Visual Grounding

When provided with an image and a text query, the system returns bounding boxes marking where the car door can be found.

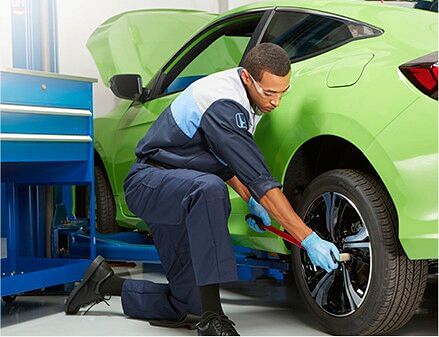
[114,10,272,218]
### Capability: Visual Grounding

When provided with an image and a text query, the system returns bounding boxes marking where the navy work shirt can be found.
[134,67,281,202]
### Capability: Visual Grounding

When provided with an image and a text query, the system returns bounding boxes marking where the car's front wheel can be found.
[75,164,119,233]
[291,169,428,335]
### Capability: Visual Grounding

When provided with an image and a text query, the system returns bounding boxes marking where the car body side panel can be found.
[366,97,438,259]
[94,100,132,187]
[256,40,422,181]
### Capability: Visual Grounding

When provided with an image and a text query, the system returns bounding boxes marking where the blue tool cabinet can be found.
[0,69,97,297]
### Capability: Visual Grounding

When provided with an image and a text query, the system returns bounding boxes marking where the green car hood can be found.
[86,9,216,86]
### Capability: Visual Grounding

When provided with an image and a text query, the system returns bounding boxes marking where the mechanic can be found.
[64,43,340,336]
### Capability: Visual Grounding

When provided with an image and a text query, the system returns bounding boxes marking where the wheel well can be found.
[94,149,116,192]
[94,150,105,170]
[76,150,109,218]
[283,136,381,206]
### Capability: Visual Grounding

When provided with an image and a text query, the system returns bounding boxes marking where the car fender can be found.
[365,97,438,259]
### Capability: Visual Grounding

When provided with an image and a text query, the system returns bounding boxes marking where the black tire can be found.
[2,296,16,304]
[75,164,119,233]
[291,169,428,335]
[94,164,118,233]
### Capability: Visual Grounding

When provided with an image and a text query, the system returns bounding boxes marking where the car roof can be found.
[223,0,434,28]
[221,0,437,50]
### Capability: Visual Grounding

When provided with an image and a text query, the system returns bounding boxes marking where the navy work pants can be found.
[121,163,238,320]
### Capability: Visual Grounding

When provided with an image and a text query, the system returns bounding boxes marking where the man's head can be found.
[241,43,291,114]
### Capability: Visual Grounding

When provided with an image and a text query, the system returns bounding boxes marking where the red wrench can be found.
[245,214,302,248]
[245,214,351,263]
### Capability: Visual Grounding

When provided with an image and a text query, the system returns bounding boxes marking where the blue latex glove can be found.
[247,197,271,233]
[301,232,339,272]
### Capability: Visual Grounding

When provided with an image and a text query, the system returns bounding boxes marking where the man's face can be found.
[241,69,291,114]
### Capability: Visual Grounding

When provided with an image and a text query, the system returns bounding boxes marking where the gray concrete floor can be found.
[1,263,437,336]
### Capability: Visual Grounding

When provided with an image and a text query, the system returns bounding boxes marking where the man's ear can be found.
[241,69,251,86]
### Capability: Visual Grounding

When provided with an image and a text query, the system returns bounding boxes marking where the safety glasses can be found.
[246,70,291,99]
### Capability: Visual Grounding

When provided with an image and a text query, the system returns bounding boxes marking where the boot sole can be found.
[64,255,106,315]
[149,313,201,330]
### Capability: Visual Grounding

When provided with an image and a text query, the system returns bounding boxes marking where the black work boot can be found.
[64,255,114,315]
[197,311,239,336]
[149,313,202,330]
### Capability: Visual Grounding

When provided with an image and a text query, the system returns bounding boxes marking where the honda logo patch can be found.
[235,113,247,129]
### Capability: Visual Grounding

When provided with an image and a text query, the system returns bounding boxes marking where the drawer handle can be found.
[0,104,92,117]
[0,133,92,142]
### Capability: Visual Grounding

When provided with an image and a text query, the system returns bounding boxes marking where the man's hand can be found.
[301,232,339,272]
[247,197,271,233]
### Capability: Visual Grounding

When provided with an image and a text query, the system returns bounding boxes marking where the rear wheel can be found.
[291,169,428,335]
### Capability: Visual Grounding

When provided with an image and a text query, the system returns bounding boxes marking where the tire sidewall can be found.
[94,164,117,233]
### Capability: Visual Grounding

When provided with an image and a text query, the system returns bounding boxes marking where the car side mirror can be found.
[109,74,148,101]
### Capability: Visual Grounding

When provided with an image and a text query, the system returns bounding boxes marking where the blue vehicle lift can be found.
[55,229,290,282]
[51,204,290,283]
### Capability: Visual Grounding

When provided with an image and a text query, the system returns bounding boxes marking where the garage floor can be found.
[1,263,437,336]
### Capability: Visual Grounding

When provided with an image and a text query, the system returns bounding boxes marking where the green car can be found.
[84,1,437,335]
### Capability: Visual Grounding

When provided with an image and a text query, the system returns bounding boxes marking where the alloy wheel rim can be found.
[301,191,372,317]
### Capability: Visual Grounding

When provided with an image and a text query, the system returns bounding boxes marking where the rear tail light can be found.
[399,52,438,100]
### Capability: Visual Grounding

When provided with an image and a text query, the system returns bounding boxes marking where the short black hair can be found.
[242,43,290,81]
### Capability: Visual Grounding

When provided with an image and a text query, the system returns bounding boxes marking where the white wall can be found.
[0,0,13,69]
[56,0,220,116]
[229,0,259,9]
[2,0,259,115]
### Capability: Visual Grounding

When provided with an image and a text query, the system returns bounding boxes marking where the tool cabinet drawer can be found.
[0,134,92,163]
[0,70,94,110]
[0,104,91,136]
[0,69,96,164]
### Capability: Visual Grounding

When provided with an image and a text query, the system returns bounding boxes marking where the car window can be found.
[261,11,381,62]
[160,14,263,96]
[163,35,250,94]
